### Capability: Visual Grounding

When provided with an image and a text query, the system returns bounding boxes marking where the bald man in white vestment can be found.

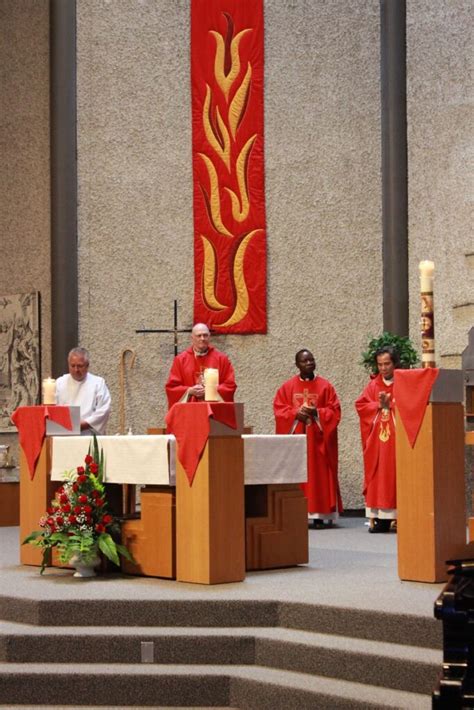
[56,347,111,435]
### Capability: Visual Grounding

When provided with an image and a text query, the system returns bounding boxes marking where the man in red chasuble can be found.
[355,346,399,533]
[165,323,236,408]
[273,349,342,529]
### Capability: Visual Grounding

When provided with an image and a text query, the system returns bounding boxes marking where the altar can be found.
[48,429,308,583]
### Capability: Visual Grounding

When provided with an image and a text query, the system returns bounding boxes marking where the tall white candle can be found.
[419,260,436,368]
[203,368,219,401]
[419,260,435,292]
[42,378,56,405]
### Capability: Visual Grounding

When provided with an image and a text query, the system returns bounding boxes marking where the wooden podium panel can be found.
[19,439,57,566]
[176,436,245,584]
[0,480,19,526]
[121,487,176,578]
[246,484,308,570]
[397,403,472,582]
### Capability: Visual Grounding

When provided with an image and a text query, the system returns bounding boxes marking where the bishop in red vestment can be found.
[165,323,236,408]
[273,349,342,528]
[355,346,399,533]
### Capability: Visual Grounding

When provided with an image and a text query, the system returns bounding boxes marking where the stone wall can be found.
[407,0,473,367]
[76,0,381,508]
[0,0,51,458]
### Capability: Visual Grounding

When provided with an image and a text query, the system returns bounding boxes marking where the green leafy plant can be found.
[361,331,419,376]
[23,436,134,574]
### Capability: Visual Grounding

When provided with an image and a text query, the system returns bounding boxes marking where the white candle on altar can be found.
[204,368,219,401]
[419,260,435,291]
[42,378,56,405]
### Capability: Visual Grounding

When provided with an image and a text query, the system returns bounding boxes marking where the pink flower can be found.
[89,462,98,474]
[61,503,71,513]
[102,514,113,525]
[68,514,77,524]
[78,494,88,504]
[55,516,64,526]
[95,523,105,533]
[73,505,82,514]
[84,455,93,464]
[83,505,92,514]
[77,474,87,484]
[59,494,68,504]
[95,498,104,507]
[77,466,85,474]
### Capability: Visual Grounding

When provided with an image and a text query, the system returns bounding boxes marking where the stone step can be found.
[0,596,442,649]
[0,662,432,709]
[0,623,441,695]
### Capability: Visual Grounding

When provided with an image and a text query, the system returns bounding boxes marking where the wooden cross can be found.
[135,300,192,356]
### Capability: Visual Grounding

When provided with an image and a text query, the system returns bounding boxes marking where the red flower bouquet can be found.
[23,437,134,574]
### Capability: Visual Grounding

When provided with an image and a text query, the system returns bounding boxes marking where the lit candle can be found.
[203,368,219,401]
[419,261,435,368]
[42,378,56,405]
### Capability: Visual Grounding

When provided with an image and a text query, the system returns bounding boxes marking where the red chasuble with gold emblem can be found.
[355,374,396,510]
[273,375,342,515]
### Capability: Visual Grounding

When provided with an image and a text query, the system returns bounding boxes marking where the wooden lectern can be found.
[397,370,473,583]
[175,404,245,584]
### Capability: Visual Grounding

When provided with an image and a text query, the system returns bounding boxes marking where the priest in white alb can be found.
[56,347,111,435]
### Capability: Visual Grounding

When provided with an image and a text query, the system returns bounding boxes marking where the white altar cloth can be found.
[51,436,176,486]
[242,434,307,484]
[50,434,306,486]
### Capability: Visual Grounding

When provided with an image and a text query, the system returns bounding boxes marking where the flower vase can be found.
[70,551,100,578]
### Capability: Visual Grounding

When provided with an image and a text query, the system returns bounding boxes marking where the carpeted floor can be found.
[0,518,444,617]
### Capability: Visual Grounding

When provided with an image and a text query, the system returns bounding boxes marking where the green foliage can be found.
[361,331,419,375]
[22,435,135,575]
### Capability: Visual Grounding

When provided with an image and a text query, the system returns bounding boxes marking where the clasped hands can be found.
[188,384,205,400]
[296,404,318,424]
[378,392,392,409]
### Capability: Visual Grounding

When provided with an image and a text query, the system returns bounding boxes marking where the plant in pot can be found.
[23,436,134,576]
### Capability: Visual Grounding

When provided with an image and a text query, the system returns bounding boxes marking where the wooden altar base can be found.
[121,487,176,579]
[176,437,245,585]
[120,482,309,579]
[245,484,308,570]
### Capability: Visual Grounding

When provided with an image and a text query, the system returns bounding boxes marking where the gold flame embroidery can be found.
[224,135,256,222]
[198,153,232,237]
[197,14,263,327]
[214,230,261,328]
[201,235,227,311]
[210,28,252,101]
[228,63,252,139]
[203,85,231,170]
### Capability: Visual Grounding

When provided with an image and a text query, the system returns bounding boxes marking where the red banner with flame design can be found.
[191,0,266,333]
